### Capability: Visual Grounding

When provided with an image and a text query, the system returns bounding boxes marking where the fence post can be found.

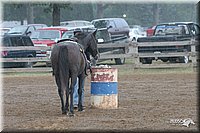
[190,39,197,71]
[131,41,140,68]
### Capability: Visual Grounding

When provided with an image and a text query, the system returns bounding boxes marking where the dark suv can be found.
[1,35,36,68]
[91,18,130,39]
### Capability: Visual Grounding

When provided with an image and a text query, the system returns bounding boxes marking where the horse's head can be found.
[75,30,99,60]
[85,30,99,60]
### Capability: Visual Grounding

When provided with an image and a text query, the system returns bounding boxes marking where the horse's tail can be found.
[58,45,69,79]
[51,45,59,76]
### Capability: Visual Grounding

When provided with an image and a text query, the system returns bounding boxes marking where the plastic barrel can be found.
[90,67,118,109]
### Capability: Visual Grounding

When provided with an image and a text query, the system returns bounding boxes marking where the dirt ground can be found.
[2,65,199,132]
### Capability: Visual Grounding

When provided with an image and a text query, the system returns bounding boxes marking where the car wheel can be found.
[179,56,189,63]
[26,62,34,68]
[115,58,125,65]
[161,58,169,62]
[169,58,177,63]
[26,55,36,68]
[140,58,152,64]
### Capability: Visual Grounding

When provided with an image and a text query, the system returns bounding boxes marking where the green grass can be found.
[2,58,197,77]
[118,67,195,76]
[97,58,197,76]
[2,72,51,77]
[1,67,196,78]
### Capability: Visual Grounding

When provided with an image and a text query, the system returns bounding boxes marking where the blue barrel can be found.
[90,67,118,109]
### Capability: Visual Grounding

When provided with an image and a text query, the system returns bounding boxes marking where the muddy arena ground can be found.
[2,64,199,132]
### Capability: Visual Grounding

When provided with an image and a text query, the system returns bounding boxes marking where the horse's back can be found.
[62,42,85,74]
[51,41,85,76]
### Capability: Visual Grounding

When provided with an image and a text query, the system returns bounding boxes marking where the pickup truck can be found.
[1,34,36,68]
[137,22,200,64]
[95,28,130,65]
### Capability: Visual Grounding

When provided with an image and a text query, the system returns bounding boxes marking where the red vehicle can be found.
[146,25,156,36]
[30,27,68,57]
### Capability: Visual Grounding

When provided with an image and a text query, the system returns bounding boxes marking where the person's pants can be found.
[73,78,85,106]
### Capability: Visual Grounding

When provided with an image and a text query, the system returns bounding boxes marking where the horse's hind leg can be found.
[58,89,66,114]
[68,76,77,117]
[65,78,70,115]
[55,76,66,114]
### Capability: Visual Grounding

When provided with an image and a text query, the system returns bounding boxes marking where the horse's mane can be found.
[75,32,89,50]
[75,32,88,39]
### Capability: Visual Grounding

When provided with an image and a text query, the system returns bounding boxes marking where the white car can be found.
[60,20,94,29]
[0,27,11,36]
[129,28,146,41]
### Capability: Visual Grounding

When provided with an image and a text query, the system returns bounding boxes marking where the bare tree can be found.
[42,3,70,26]
[52,4,60,26]
[152,4,160,25]
[197,2,200,24]
[96,3,109,19]
[27,4,34,24]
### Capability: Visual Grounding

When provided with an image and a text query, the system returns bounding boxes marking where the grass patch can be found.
[97,58,197,75]
[2,72,52,77]
[2,57,197,77]
[2,67,196,78]
[118,67,195,76]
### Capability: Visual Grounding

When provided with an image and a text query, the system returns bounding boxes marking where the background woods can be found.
[2,2,197,27]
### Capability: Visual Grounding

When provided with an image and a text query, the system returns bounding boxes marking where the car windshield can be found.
[30,30,60,40]
[62,31,74,39]
[3,36,33,47]
[32,24,47,29]
[155,24,189,36]
[60,21,93,27]
[8,26,27,34]
[96,29,111,42]
[60,22,76,27]
[0,28,10,36]
[92,20,109,28]
[130,29,140,35]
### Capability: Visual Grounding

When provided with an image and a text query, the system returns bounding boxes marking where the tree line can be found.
[2,2,197,27]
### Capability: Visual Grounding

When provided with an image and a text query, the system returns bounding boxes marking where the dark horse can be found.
[51,30,98,116]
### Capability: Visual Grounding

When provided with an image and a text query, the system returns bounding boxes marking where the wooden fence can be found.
[132,39,198,68]
[1,39,198,69]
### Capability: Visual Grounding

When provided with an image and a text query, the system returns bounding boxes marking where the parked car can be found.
[95,28,130,65]
[1,34,36,68]
[61,27,97,40]
[146,25,156,36]
[28,24,47,29]
[129,28,146,41]
[91,18,130,39]
[7,24,47,36]
[60,20,94,29]
[30,26,68,57]
[53,27,127,65]
[129,25,147,36]
[0,27,11,36]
